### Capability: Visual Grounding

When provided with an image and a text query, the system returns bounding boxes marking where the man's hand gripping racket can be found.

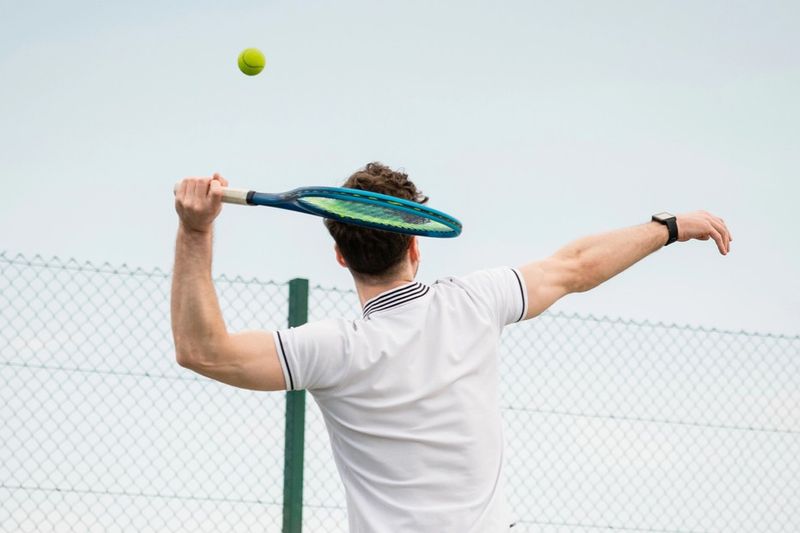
[174,175,229,233]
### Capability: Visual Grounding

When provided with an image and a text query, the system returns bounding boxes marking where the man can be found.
[171,163,732,532]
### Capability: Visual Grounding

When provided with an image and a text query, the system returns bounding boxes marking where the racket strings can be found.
[299,196,453,233]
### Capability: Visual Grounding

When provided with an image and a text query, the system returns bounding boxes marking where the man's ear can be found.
[408,237,420,263]
[334,244,348,268]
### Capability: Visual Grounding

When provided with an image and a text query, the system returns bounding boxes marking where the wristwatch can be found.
[652,212,678,246]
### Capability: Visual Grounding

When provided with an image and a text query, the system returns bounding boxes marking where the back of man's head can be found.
[324,162,427,282]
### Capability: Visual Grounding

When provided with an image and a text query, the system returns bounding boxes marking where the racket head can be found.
[287,187,462,238]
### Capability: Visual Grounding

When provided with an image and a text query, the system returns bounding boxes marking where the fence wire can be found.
[2,251,798,532]
[1,252,288,532]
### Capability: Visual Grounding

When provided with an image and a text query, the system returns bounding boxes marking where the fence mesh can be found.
[2,251,798,532]
[1,252,288,532]
[499,314,799,532]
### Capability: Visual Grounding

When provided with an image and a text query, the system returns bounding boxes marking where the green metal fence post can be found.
[283,278,309,533]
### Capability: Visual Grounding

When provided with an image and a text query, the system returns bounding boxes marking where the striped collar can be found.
[362,282,430,319]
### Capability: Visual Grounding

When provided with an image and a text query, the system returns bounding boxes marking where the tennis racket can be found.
[219,186,462,238]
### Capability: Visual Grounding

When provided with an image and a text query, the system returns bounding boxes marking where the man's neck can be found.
[355,278,415,308]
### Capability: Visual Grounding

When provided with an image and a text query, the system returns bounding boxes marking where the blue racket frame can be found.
[242,186,462,238]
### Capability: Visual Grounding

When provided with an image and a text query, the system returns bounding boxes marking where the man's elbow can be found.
[175,350,193,368]
[174,333,228,370]
[175,343,199,369]
[174,338,211,369]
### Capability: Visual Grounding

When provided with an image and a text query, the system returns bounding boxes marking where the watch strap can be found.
[652,214,678,246]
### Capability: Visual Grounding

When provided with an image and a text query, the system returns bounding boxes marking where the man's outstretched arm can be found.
[520,211,732,319]
[171,175,286,391]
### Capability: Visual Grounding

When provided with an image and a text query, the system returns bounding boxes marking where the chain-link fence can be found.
[2,251,798,532]
[1,252,288,532]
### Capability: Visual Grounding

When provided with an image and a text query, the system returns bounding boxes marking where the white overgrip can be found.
[172,183,251,205]
[221,188,250,205]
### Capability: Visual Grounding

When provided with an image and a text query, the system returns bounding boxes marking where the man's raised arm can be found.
[171,174,286,391]
[519,211,732,320]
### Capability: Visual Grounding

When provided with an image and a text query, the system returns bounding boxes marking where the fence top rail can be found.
[0,250,284,288]
[2,249,797,341]
[541,310,800,341]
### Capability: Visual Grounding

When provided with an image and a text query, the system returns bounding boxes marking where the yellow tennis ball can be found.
[238,48,265,76]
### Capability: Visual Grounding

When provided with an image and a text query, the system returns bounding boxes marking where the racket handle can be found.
[172,182,251,205]
[221,188,250,205]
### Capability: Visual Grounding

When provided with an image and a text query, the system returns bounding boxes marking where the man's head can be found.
[324,162,428,285]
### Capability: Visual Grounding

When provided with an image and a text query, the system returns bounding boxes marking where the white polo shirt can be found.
[274,267,528,532]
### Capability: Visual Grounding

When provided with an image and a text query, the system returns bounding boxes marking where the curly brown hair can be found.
[324,162,428,279]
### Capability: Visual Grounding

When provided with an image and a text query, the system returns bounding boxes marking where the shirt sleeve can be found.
[458,267,528,328]
[273,319,349,392]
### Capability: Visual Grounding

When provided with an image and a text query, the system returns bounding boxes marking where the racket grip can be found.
[221,188,251,205]
[172,183,251,205]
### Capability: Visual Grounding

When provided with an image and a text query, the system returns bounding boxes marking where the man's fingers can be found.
[676,210,732,254]
[710,214,732,248]
[173,176,225,233]
[211,173,229,189]
[708,227,726,255]
[175,176,228,200]
[708,218,726,253]
[193,178,213,199]
[186,179,198,202]
[710,217,731,254]
[723,221,733,244]
[174,176,228,230]
[174,180,187,203]
[209,179,225,203]
[201,180,211,200]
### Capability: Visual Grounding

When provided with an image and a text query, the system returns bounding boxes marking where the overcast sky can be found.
[1,0,797,334]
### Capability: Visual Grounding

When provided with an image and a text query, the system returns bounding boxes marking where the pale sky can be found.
[1,0,798,334]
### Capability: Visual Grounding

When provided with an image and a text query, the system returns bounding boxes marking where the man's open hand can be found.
[174,174,229,233]
[677,211,732,255]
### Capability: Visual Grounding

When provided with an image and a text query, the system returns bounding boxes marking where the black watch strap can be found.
[652,212,678,246]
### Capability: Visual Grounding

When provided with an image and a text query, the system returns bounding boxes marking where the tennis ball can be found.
[238,48,266,76]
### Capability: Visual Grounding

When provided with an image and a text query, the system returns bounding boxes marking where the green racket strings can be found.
[300,196,454,234]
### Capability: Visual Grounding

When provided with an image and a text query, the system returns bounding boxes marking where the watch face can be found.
[653,212,673,221]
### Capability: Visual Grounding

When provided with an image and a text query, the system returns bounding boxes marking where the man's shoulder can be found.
[430,267,527,327]
[431,267,518,292]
